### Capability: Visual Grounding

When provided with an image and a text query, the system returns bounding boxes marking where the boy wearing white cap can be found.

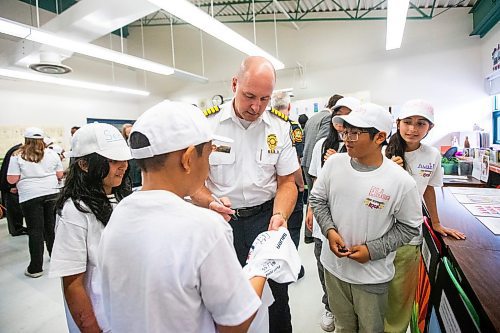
[309,103,422,332]
[98,101,265,333]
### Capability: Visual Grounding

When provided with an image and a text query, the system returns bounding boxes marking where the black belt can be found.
[234,199,273,219]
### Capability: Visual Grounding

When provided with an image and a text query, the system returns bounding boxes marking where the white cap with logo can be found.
[71,123,131,161]
[333,96,361,112]
[332,103,393,135]
[24,127,44,139]
[130,100,232,159]
[398,99,434,123]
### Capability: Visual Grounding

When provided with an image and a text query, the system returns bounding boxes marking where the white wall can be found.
[0,79,143,151]
[0,6,495,149]
[129,8,491,146]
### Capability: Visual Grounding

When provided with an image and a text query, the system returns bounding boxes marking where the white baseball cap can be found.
[244,227,301,283]
[43,137,54,146]
[24,127,44,139]
[130,100,232,159]
[398,99,434,123]
[333,96,361,113]
[71,123,131,161]
[333,103,393,135]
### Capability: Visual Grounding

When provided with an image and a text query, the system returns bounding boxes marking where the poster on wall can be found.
[0,126,64,158]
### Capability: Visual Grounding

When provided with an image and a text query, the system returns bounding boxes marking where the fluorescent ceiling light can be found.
[386,0,410,50]
[0,17,175,76]
[148,0,285,70]
[0,68,150,96]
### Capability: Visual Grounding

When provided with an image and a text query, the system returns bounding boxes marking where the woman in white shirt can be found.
[7,127,63,278]
[49,123,132,333]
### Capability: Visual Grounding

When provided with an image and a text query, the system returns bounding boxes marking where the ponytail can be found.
[385,125,407,170]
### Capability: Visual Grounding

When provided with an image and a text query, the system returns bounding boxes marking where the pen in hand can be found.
[211,194,238,220]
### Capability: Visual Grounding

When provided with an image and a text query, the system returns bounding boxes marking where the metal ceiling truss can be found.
[129,0,476,27]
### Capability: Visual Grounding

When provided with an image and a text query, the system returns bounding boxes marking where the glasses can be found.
[340,130,369,142]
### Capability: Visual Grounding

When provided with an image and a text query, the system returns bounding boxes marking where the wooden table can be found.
[435,188,500,331]
[442,176,487,188]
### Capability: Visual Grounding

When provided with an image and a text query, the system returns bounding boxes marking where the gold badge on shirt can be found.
[267,134,278,153]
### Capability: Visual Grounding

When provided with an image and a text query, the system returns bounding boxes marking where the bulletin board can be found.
[0,126,65,158]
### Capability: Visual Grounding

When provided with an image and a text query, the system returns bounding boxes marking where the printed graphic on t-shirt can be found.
[417,162,435,178]
[363,186,391,210]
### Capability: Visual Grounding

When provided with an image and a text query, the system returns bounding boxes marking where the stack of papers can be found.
[450,187,500,235]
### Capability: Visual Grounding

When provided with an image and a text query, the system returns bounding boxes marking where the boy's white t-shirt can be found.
[7,149,63,203]
[49,198,112,333]
[98,190,261,333]
[309,138,344,239]
[313,153,422,284]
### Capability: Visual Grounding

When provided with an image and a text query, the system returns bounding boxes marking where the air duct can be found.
[29,51,72,74]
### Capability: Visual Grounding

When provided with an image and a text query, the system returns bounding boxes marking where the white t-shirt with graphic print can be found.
[404,143,443,245]
[313,153,422,284]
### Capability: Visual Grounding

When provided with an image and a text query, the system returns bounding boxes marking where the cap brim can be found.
[98,147,132,161]
[398,110,433,123]
[332,114,371,129]
[212,134,234,143]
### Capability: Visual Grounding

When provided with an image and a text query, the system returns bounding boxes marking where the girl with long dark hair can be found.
[7,127,64,277]
[384,99,465,333]
[49,123,132,333]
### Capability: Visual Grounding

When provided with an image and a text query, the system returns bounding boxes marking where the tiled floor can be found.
[0,218,327,332]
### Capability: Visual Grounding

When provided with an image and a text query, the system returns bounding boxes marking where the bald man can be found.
[193,56,299,333]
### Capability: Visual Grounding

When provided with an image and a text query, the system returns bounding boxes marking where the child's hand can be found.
[348,245,370,263]
[323,148,337,161]
[391,156,404,168]
[432,223,466,240]
[305,206,313,232]
[327,229,351,257]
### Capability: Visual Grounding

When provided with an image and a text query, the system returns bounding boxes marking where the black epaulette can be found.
[270,108,289,122]
[203,105,221,117]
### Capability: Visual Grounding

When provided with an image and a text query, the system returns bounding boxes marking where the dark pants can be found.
[314,238,330,312]
[288,191,304,249]
[2,191,24,235]
[20,193,57,273]
[229,203,292,333]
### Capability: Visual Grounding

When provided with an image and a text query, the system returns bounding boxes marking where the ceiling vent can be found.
[29,52,72,74]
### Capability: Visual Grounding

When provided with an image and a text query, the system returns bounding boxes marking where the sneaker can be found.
[320,309,335,332]
[24,268,43,278]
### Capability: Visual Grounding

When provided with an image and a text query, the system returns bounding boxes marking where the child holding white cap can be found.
[309,103,423,332]
[49,123,132,333]
[98,101,267,333]
[384,99,465,333]
[7,127,64,278]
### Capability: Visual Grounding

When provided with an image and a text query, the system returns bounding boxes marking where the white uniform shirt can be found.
[49,198,114,333]
[7,149,63,203]
[98,190,261,333]
[404,143,443,245]
[308,138,344,239]
[313,154,422,284]
[205,101,299,208]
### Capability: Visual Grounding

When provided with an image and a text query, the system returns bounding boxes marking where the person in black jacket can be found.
[0,143,26,236]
